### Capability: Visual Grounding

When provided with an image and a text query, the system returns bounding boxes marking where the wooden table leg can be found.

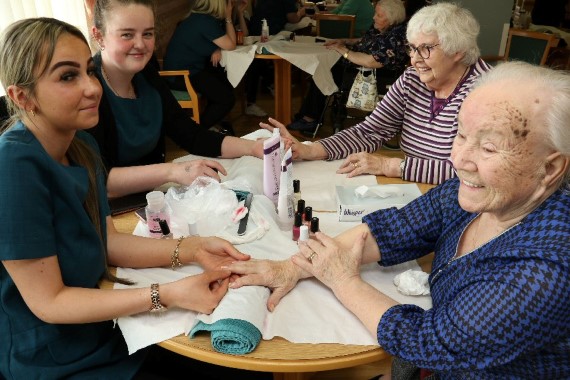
[273,59,292,125]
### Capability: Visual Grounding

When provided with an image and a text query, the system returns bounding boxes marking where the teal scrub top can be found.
[164,13,225,76]
[94,55,162,166]
[332,0,374,37]
[0,122,146,379]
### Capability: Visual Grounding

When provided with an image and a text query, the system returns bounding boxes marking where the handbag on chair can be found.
[345,67,378,112]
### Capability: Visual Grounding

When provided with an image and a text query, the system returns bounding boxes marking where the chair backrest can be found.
[504,29,559,66]
[315,14,355,39]
[158,70,201,124]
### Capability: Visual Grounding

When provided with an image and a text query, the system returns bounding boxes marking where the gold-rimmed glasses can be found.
[405,43,440,59]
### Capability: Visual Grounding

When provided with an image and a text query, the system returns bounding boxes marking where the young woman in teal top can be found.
[330,0,374,37]
[0,17,254,379]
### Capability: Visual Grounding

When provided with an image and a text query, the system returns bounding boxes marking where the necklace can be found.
[101,65,136,99]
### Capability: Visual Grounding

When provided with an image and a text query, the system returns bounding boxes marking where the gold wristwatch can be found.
[343,50,349,59]
[149,283,167,313]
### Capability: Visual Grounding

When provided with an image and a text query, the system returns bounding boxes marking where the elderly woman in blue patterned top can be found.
[227,62,570,378]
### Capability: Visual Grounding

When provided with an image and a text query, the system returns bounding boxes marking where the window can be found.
[0,0,90,96]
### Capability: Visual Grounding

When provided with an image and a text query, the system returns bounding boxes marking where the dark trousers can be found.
[245,59,272,104]
[189,65,236,128]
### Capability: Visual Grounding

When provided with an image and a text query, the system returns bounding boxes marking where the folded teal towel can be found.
[189,318,261,355]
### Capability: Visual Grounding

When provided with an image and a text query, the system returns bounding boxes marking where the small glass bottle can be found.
[298,225,309,244]
[310,216,319,236]
[236,27,244,45]
[292,211,303,241]
[303,206,312,227]
[145,191,170,238]
[261,19,269,43]
[293,179,301,204]
[297,199,305,216]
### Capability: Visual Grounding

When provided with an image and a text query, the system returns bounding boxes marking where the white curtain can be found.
[0,0,89,95]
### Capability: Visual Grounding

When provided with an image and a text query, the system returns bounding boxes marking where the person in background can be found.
[227,61,570,379]
[164,0,237,131]
[268,3,491,185]
[288,0,408,134]
[0,16,268,379]
[231,0,270,118]
[89,0,265,200]
[249,0,306,35]
[327,0,374,37]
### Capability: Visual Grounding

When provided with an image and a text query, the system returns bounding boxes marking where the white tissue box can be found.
[336,184,422,221]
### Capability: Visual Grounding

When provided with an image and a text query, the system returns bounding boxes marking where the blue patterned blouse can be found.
[363,178,570,379]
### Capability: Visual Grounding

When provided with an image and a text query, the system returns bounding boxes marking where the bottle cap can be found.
[146,191,165,210]
[293,179,300,193]
[159,219,171,235]
[297,199,305,214]
[310,217,319,233]
[304,206,312,222]
[299,225,309,241]
[294,212,303,227]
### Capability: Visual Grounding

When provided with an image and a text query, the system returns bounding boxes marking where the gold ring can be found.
[352,162,359,168]
[308,252,318,263]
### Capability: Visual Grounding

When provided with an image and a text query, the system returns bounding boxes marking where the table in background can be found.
[222,37,340,125]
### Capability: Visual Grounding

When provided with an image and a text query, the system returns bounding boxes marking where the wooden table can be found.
[256,54,293,125]
[110,151,435,380]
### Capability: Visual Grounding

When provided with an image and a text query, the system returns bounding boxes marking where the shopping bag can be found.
[345,68,378,112]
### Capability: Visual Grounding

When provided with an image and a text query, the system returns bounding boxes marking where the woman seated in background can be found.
[273,2,491,185]
[0,17,268,379]
[89,0,264,200]
[326,0,374,37]
[228,62,570,379]
[164,0,237,131]
[287,0,408,134]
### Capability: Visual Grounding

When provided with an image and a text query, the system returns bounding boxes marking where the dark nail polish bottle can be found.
[303,206,312,227]
[310,216,319,236]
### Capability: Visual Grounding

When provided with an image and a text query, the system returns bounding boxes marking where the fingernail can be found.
[229,281,235,288]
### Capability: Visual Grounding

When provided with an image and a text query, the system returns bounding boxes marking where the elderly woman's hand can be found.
[169,159,227,184]
[337,152,402,178]
[259,118,325,161]
[225,259,309,311]
[291,231,366,294]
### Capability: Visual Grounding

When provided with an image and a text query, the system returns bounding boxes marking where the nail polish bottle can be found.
[293,179,301,204]
[159,219,173,239]
[292,211,303,241]
[297,199,305,216]
[310,216,319,236]
[298,225,309,244]
[303,206,313,227]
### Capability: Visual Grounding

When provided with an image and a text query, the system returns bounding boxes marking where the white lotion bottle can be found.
[261,19,269,42]
[145,191,170,238]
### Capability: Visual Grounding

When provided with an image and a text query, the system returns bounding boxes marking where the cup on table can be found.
[244,36,256,45]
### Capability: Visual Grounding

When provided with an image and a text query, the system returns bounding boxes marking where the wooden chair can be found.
[158,70,201,123]
[504,29,559,66]
[314,13,356,39]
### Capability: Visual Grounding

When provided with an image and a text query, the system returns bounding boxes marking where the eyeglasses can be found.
[405,43,440,59]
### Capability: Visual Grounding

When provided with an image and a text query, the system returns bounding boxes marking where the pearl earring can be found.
[29,109,35,117]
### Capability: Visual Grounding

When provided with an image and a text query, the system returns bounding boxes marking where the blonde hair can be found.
[0,17,130,284]
[190,0,227,20]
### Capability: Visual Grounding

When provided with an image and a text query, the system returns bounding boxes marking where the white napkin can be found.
[220,44,257,87]
[355,185,405,199]
[394,269,431,296]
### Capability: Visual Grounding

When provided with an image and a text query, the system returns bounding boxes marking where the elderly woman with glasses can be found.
[265,2,491,185]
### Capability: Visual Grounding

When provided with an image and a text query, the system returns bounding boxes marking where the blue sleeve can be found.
[363,183,447,265]
[0,136,56,260]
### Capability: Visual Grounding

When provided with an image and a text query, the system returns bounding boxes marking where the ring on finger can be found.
[308,251,318,263]
[352,162,359,168]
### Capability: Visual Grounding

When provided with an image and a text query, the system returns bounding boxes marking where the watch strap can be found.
[149,283,167,313]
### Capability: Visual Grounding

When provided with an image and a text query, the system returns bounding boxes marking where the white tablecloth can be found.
[115,133,432,354]
[220,34,341,95]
